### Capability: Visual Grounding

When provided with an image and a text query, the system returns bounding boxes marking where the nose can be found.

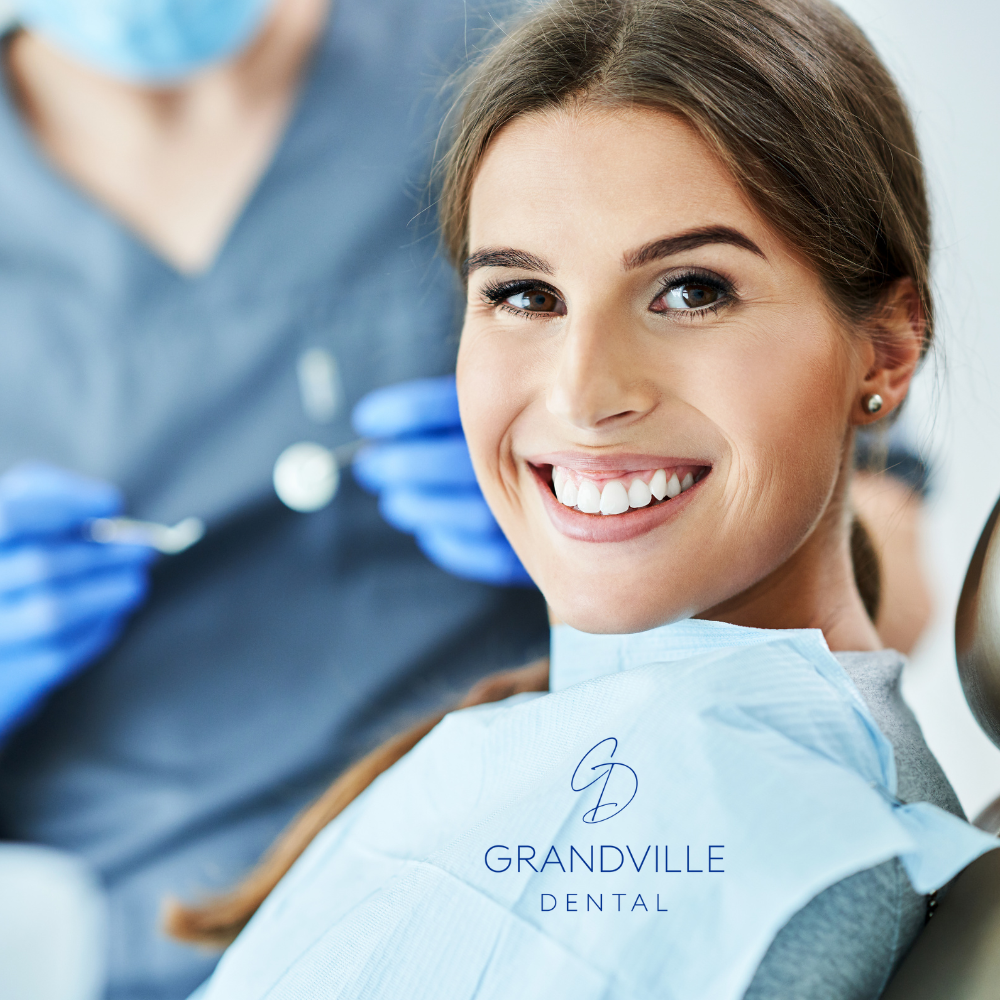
[546,314,657,432]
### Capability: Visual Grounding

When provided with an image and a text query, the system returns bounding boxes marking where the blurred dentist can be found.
[0,1,546,997]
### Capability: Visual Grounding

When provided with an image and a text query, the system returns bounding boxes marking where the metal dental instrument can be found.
[87,439,367,550]
[272,438,369,512]
[86,516,206,554]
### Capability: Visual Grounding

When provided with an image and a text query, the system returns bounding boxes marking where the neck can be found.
[5,0,329,272]
[697,463,882,653]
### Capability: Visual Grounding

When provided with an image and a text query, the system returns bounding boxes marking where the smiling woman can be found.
[168,3,999,999]
[455,103,899,637]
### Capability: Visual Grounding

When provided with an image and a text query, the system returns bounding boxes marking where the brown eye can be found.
[651,275,732,315]
[656,282,721,311]
[679,283,719,307]
[505,288,564,313]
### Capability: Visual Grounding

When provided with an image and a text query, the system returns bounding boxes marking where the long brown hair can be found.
[167,0,928,946]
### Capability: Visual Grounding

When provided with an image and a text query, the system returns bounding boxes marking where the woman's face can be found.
[457,105,867,633]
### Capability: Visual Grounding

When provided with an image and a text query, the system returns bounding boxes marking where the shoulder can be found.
[745,857,925,999]
[834,650,964,818]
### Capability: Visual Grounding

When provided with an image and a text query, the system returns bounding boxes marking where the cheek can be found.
[690,303,850,444]
[700,313,852,539]
[456,321,532,495]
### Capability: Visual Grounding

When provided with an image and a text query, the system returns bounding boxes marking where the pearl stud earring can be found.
[864,393,883,414]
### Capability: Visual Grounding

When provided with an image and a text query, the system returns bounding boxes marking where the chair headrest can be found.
[956,494,1000,749]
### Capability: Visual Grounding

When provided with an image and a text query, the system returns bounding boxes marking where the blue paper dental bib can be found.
[198,622,997,1000]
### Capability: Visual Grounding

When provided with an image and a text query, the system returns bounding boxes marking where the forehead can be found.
[468,104,771,259]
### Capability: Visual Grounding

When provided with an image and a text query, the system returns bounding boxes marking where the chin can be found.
[541,581,693,635]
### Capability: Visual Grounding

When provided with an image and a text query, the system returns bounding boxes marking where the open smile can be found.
[528,456,712,543]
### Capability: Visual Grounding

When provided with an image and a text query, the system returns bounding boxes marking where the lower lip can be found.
[531,466,707,543]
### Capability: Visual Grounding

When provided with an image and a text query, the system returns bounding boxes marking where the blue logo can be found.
[571,737,637,823]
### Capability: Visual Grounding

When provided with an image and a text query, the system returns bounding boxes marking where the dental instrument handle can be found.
[86,516,206,555]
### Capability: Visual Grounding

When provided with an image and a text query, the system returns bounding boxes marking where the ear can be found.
[851,278,925,427]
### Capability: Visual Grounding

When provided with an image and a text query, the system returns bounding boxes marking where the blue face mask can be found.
[19,0,275,83]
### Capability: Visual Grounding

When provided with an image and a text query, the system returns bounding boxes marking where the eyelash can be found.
[651,269,735,319]
[479,270,736,321]
[481,279,562,321]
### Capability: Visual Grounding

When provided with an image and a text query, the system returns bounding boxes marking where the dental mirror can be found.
[272,439,366,513]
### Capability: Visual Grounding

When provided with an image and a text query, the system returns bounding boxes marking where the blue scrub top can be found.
[0,4,547,999]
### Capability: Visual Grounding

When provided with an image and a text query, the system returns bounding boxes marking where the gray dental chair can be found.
[881,495,1000,999]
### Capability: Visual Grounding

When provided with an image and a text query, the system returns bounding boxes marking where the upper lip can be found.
[527,452,711,475]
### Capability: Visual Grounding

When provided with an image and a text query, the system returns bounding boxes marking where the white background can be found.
[837,0,1000,817]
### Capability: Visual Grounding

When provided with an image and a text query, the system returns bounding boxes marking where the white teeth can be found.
[559,477,578,508]
[577,479,602,514]
[649,469,668,501]
[628,478,651,508]
[553,467,567,497]
[599,480,630,515]
[555,465,703,515]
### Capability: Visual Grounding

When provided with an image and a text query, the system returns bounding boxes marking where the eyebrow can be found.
[462,225,765,279]
[623,225,766,269]
[462,248,553,277]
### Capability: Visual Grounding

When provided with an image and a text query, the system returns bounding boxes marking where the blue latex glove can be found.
[0,463,155,740]
[352,375,533,587]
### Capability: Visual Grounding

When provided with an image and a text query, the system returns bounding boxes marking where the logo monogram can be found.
[571,737,638,823]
